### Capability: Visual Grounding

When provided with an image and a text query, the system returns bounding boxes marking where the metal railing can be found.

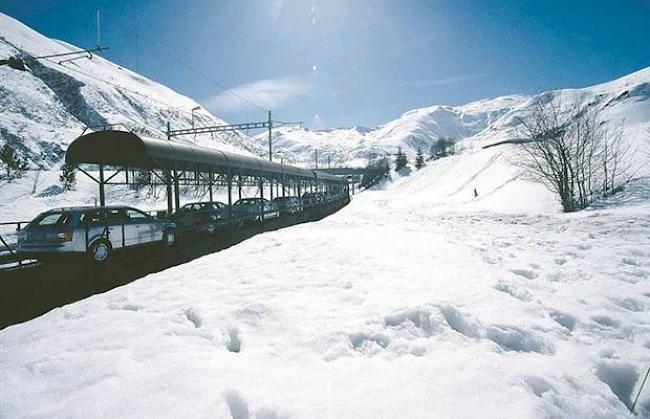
[0,220,32,269]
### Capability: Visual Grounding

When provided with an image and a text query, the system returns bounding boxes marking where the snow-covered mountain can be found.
[260,68,650,166]
[0,13,263,169]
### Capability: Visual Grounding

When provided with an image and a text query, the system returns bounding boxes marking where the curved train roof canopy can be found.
[65,130,345,183]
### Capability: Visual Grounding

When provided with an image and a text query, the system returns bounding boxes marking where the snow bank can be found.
[2,172,649,418]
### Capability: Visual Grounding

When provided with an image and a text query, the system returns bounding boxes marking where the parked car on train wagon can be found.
[16,206,176,263]
[232,198,279,222]
[170,201,228,234]
[272,196,301,216]
[301,192,327,208]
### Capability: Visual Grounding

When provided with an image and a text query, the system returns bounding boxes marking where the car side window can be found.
[106,208,127,223]
[81,210,105,225]
[36,212,70,226]
[126,209,150,221]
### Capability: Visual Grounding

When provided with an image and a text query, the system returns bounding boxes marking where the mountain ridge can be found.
[0,12,263,169]
[258,67,649,166]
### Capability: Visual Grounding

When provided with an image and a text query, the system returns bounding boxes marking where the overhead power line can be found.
[76,0,269,114]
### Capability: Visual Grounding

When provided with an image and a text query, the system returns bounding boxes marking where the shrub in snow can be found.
[360,158,390,189]
[394,146,409,172]
[131,170,152,191]
[0,142,29,182]
[58,164,76,190]
[515,100,634,212]
[429,137,456,160]
[415,148,426,170]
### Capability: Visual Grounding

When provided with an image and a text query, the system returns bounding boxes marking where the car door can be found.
[101,208,126,249]
[195,203,211,226]
[124,208,153,245]
[176,204,192,229]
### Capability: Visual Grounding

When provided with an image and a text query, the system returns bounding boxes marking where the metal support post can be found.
[208,171,213,202]
[166,170,173,215]
[173,169,180,212]
[98,164,106,206]
[227,173,233,228]
[259,177,265,223]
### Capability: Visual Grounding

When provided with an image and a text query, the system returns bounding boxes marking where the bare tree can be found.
[515,100,633,212]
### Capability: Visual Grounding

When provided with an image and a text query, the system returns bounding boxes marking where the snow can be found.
[1,13,650,419]
[2,154,650,417]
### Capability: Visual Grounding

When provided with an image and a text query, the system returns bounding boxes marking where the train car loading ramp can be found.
[65,129,350,215]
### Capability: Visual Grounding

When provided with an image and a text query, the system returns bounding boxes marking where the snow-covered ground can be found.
[2,148,649,418]
[2,12,650,419]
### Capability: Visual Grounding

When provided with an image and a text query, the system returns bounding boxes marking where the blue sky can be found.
[2,0,650,129]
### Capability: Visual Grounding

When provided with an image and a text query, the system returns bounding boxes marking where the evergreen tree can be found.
[59,164,77,190]
[429,137,456,160]
[360,158,390,189]
[394,147,408,172]
[415,148,425,170]
[0,143,29,182]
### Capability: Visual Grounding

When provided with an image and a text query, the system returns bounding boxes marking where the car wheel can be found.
[89,240,111,263]
[164,229,176,246]
[207,224,216,235]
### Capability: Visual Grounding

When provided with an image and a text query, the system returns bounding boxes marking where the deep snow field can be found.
[2,145,649,418]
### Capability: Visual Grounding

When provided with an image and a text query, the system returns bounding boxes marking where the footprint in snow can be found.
[591,315,620,329]
[183,308,202,328]
[494,281,532,302]
[621,257,640,266]
[226,326,241,353]
[509,269,538,280]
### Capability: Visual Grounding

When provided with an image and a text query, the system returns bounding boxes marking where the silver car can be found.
[17,206,176,262]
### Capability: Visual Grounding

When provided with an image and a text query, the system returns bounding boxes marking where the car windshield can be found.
[33,211,70,227]
[237,199,258,206]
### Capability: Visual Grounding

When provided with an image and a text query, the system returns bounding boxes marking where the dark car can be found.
[232,198,279,222]
[170,201,228,234]
[272,196,301,216]
[301,192,325,208]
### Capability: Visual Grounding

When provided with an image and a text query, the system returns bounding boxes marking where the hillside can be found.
[0,12,263,170]
[261,68,650,166]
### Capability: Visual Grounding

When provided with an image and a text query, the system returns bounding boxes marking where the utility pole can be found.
[268,110,273,200]
[96,9,101,48]
[191,106,200,128]
[328,155,331,169]
[267,110,273,162]
[315,148,318,169]
[166,121,173,215]
[135,33,139,71]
